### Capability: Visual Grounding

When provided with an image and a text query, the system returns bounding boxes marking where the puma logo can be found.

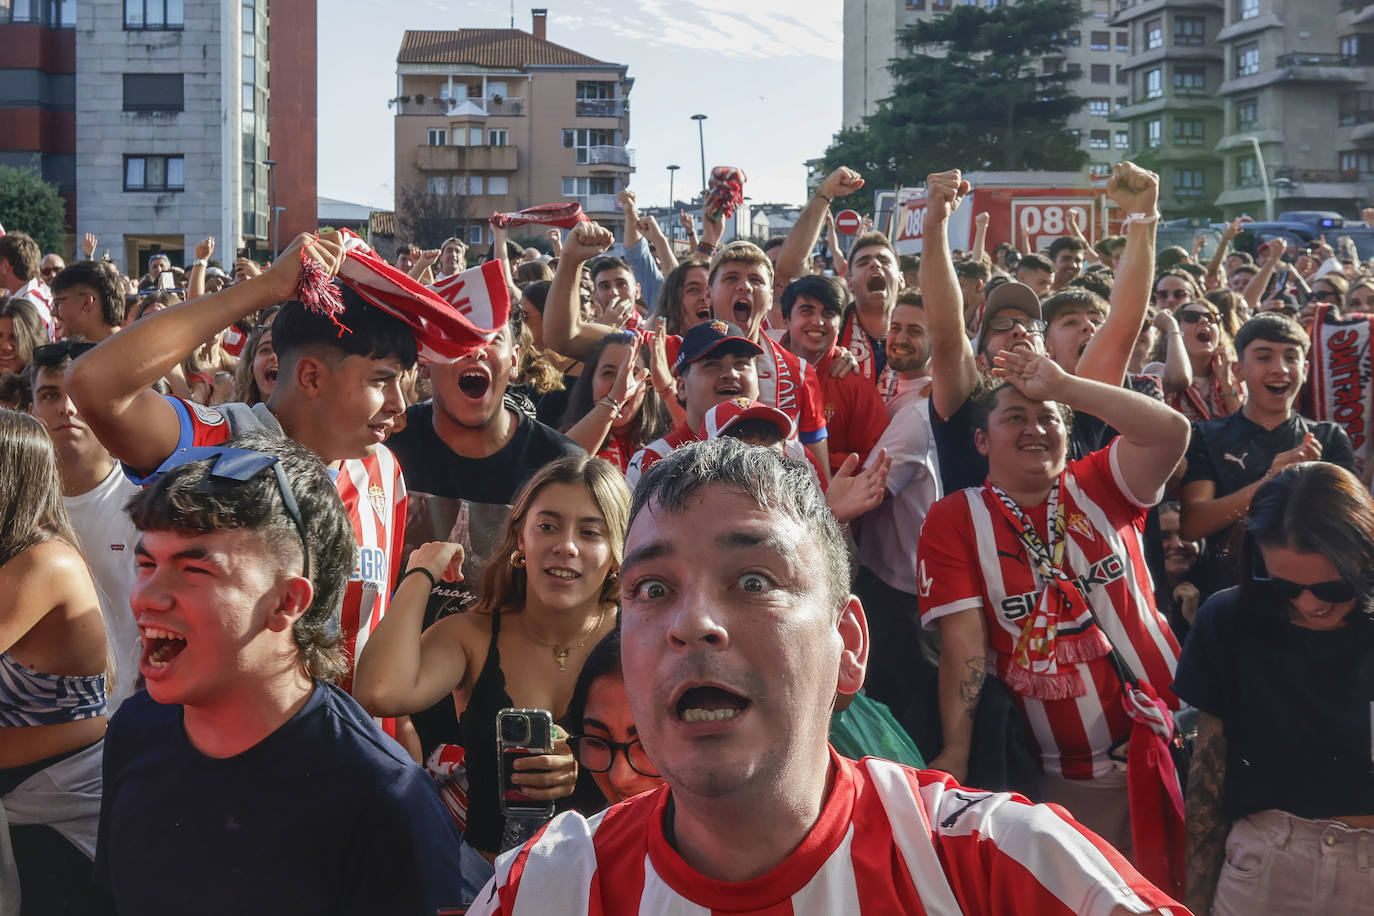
[918,559,933,598]
[1223,451,1248,469]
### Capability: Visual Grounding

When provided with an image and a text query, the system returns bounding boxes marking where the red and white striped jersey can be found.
[14,277,53,332]
[918,441,1182,780]
[625,424,699,488]
[149,398,406,697]
[468,750,1184,916]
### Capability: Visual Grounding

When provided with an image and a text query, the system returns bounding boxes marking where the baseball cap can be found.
[205,266,228,280]
[703,397,794,441]
[974,281,1043,354]
[675,319,763,373]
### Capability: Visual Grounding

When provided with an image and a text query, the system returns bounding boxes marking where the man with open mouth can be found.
[467,439,1184,915]
[94,435,463,914]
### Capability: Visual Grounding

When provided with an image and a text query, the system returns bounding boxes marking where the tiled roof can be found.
[397,29,612,69]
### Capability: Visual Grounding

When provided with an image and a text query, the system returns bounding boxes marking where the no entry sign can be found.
[835,209,862,236]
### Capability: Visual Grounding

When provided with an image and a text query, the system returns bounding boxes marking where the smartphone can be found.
[496,707,555,819]
[158,270,176,290]
[236,247,250,261]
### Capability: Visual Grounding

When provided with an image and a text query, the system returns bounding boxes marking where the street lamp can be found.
[263,158,278,256]
[690,114,707,202]
[666,164,680,242]
[1243,136,1274,222]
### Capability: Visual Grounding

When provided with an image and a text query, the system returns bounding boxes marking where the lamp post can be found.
[1244,136,1274,222]
[690,114,707,203]
[262,158,278,256]
[667,164,680,242]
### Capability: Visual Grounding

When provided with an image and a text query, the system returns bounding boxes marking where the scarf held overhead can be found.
[488,202,589,230]
[1305,302,1374,474]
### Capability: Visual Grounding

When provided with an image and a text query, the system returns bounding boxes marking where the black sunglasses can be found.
[33,340,98,365]
[1177,310,1219,325]
[149,447,311,579]
[1251,552,1358,603]
[1309,290,1339,302]
[568,735,660,778]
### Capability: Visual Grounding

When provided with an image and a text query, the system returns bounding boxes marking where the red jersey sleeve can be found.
[796,361,829,444]
[916,491,987,627]
[1067,439,1152,531]
[121,396,233,485]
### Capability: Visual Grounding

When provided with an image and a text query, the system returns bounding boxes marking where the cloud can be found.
[562,0,842,61]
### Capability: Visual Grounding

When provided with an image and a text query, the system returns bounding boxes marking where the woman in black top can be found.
[1174,462,1374,915]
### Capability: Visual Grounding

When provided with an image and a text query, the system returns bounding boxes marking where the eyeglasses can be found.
[568,735,660,778]
[41,266,62,278]
[1253,573,1358,604]
[32,340,98,365]
[149,447,311,579]
[1155,288,1190,301]
[1309,290,1339,303]
[985,316,1047,333]
[1177,310,1220,325]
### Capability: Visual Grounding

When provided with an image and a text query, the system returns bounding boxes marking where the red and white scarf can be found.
[489,202,589,230]
[1122,682,1186,899]
[1305,302,1374,474]
[839,306,882,382]
[758,335,798,417]
[704,167,746,222]
[985,475,1113,701]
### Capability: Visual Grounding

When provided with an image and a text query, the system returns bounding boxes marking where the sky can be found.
[317,0,843,212]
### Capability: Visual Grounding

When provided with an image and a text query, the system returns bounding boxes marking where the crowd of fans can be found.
[1,158,1372,915]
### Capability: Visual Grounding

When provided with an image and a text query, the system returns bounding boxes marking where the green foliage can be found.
[822,0,1090,211]
[0,161,66,257]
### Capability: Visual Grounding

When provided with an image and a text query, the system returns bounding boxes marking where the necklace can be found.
[519,605,608,672]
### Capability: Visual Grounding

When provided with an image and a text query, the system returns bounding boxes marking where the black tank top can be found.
[454,607,517,854]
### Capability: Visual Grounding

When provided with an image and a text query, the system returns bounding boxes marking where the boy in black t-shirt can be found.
[1180,313,1355,597]
[95,434,463,915]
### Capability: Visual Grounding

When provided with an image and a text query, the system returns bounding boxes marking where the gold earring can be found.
[510,550,526,569]
[607,567,620,583]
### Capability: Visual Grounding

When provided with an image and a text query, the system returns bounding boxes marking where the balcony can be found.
[575,99,626,118]
[394,96,525,117]
[413,144,518,172]
[572,194,620,214]
[584,145,635,171]
[1273,52,1366,84]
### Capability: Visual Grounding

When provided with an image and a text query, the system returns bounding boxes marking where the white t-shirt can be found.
[64,463,141,710]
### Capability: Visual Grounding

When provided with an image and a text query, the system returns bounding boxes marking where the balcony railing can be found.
[1277,52,1359,67]
[414,144,519,172]
[583,145,634,167]
[572,194,621,213]
[394,96,525,116]
[1275,166,1364,182]
[575,99,626,118]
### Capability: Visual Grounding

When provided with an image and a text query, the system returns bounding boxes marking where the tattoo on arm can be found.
[958,656,986,714]
[1185,712,1230,914]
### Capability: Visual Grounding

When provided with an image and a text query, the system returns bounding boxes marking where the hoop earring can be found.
[510,550,526,569]
[607,567,620,583]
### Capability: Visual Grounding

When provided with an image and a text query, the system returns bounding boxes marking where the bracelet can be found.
[816,192,833,205]
[1123,211,1161,227]
[595,396,623,418]
[397,566,437,592]
[695,242,719,256]
[194,259,208,268]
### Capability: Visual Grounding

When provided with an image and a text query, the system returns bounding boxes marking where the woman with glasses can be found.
[1347,277,1374,313]
[566,628,663,809]
[1153,268,1202,313]
[1174,462,1374,915]
[1307,273,1348,314]
[1166,300,1242,423]
[0,410,108,912]
[0,296,48,379]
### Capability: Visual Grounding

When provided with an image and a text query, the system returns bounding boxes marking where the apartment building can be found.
[1113,0,1374,218]
[0,1,77,234]
[842,0,1130,178]
[393,10,634,249]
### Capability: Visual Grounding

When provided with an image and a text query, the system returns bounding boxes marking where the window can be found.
[124,0,182,29]
[561,176,616,197]
[1090,130,1110,149]
[1067,30,1081,46]
[1238,0,1258,19]
[575,80,619,116]
[1044,57,1062,74]
[1145,68,1162,99]
[451,176,467,194]
[427,176,448,195]
[1175,117,1205,145]
[1175,67,1206,96]
[1091,31,1109,50]
[1236,98,1259,130]
[1340,151,1374,177]
[123,73,183,112]
[1067,62,1082,75]
[1147,119,1162,147]
[469,224,484,245]
[1089,97,1111,116]
[1173,169,1205,197]
[124,154,184,191]
[488,129,508,146]
[1175,16,1205,45]
[561,128,618,164]
[1,0,75,26]
[488,176,510,194]
[1116,31,1129,51]
[1145,18,1162,50]
[1342,35,1359,61]
[469,176,483,195]
[1340,91,1374,125]
[1090,163,1112,177]
[1092,64,1111,83]
[932,0,950,10]
[1238,156,1259,186]
[1116,130,1130,149]
[1118,66,1128,85]
[427,128,447,146]
[905,0,925,7]
[1237,42,1259,77]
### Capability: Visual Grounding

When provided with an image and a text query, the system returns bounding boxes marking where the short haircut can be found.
[955,260,990,282]
[848,230,896,264]
[1018,253,1054,275]
[1095,235,1126,260]
[0,232,40,284]
[762,236,787,254]
[708,240,773,285]
[1047,237,1087,260]
[630,438,849,612]
[1042,287,1108,326]
[894,290,924,310]
[125,433,355,681]
[1067,271,1114,301]
[1155,246,1191,271]
[589,256,635,286]
[50,259,126,327]
[515,260,554,286]
[780,274,848,319]
[270,285,418,369]
[967,377,1072,434]
[1230,264,1258,278]
[1234,312,1310,357]
[1227,251,1255,267]
[520,280,552,314]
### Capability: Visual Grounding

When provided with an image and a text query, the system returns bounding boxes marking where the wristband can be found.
[194,259,208,268]
[815,192,833,205]
[695,242,719,256]
[1123,211,1161,227]
[397,566,437,592]
[595,396,623,418]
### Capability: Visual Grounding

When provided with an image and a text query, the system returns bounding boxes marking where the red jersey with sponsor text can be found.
[918,441,1181,779]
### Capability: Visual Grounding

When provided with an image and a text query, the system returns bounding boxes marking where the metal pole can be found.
[263,158,278,256]
[1247,136,1274,221]
[691,114,707,202]
[667,164,679,243]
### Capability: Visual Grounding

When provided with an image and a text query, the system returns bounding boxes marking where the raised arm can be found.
[186,237,214,300]
[920,170,982,420]
[352,542,472,717]
[66,232,341,475]
[1205,219,1243,288]
[825,211,848,277]
[640,216,678,275]
[1243,239,1286,309]
[775,168,865,294]
[1066,208,1100,264]
[541,221,621,361]
[970,211,990,265]
[617,190,643,251]
[1152,308,1193,395]
[1075,162,1158,387]
[563,335,647,454]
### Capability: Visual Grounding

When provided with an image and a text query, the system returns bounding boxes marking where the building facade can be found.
[841,0,1130,178]
[0,1,77,234]
[394,9,633,249]
[1114,0,1374,218]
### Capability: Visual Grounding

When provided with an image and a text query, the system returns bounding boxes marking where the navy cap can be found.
[675,319,763,373]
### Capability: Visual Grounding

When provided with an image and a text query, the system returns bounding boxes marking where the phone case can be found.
[497,707,556,819]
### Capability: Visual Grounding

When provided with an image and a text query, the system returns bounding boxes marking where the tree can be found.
[394,181,471,249]
[822,0,1089,213]
[0,160,66,257]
